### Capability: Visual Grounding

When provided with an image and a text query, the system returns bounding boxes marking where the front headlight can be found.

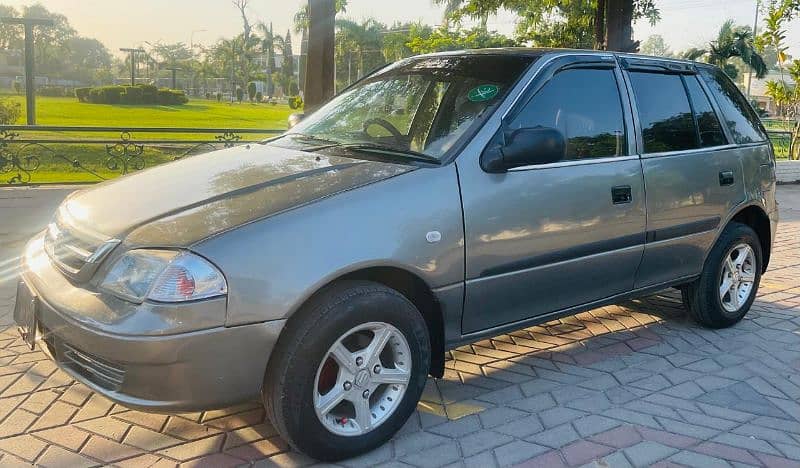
[100,249,227,303]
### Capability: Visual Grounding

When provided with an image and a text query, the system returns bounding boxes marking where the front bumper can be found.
[16,236,286,412]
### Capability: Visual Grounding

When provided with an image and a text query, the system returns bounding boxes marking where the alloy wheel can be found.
[719,243,756,313]
[313,322,412,437]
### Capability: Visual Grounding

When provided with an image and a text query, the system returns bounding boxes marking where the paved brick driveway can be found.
[0,186,798,467]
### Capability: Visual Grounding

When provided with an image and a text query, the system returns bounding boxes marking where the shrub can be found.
[121,86,143,105]
[75,87,91,102]
[157,88,189,105]
[0,98,21,124]
[289,81,299,96]
[247,82,257,102]
[139,84,158,104]
[38,86,67,97]
[74,84,187,105]
[255,91,263,103]
[288,95,304,110]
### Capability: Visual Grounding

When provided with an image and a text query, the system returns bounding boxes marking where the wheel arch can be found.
[728,204,772,272]
[284,266,446,379]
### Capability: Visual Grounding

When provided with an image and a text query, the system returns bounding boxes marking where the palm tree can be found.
[683,20,767,81]
[335,19,387,88]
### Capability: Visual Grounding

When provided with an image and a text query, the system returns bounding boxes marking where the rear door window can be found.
[629,72,697,153]
[684,76,727,147]
[699,68,767,144]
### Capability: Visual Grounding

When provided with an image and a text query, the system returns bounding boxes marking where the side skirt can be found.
[446,274,698,350]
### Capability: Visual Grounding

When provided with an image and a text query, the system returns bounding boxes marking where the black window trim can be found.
[622,65,737,158]
[499,53,635,170]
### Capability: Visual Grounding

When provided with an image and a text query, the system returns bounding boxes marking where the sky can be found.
[3,0,799,58]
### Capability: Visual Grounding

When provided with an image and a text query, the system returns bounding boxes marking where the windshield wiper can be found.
[277,133,341,146]
[336,144,442,165]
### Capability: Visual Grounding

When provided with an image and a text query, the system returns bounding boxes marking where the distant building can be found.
[744,71,796,116]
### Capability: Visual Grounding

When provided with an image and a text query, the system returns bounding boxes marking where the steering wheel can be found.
[363,118,404,145]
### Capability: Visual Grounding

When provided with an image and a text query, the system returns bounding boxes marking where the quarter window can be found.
[699,68,767,144]
[629,72,697,153]
[684,76,727,147]
[510,68,626,160]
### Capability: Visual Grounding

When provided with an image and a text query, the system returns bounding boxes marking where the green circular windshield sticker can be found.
[468,84,499,102]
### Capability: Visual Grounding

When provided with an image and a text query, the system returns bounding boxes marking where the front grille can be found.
[43,208,119,282]
[42,326,126,391]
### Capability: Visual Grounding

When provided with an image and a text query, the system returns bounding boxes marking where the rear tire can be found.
[263,280,430,461]
[682,222,762,328]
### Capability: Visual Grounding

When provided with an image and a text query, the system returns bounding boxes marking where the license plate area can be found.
[14,282,38,350]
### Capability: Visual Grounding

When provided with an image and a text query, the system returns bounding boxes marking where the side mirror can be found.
[288,112,305,129]
[481,127,566,173]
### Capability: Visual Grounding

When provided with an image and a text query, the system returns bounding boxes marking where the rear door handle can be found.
[611,185,632,204]
[719,171,735,186]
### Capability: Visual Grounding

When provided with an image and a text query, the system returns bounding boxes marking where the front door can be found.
[458,56,647,335]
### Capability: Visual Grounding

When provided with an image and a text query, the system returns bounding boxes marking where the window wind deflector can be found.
[559,60,616,71]
[620,58,697,75]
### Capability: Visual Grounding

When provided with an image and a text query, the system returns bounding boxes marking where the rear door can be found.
[621,59,747,288]
[458,55,646,334]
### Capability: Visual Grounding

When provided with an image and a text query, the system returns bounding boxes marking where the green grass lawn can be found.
[6,95,294,129]
[0,95,295,184]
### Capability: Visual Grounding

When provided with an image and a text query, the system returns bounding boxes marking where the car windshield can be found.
[273,54,536,161]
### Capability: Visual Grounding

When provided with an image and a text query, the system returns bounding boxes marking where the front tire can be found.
[682,222,762,328]
[263,280,430,461]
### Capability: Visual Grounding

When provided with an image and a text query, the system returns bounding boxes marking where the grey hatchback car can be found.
[15,49,777,460]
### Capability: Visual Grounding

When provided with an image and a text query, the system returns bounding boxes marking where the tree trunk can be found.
[605,0,638,52]
[595,0,606,49]
[305,0,336,112]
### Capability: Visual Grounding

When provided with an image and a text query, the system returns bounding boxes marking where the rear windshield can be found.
[699,68,767,145]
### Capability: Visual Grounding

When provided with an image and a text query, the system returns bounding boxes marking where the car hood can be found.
[62,143,414,243]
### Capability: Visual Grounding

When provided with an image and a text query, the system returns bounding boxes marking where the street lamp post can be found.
[1,17,54,125]
[120,48,145,86]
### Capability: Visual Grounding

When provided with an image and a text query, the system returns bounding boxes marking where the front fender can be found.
[194,165,465,326]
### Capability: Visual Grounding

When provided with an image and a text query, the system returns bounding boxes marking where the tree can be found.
[640,34,670,57]
[0,5,21,49]
[406,25,517,54]
[273,30,296,95]
[258,22,277,96]
[293,0,347,94]
[432,0,488,29]
[440,0,660,51]
[758,0,800,158]
[149,42,193,69]
[335,19,386,87]
[683,20,767,81]
[63,37,112,83]
[21,4,77,77]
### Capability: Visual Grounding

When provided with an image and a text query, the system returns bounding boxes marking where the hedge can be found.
[75,84,188,105]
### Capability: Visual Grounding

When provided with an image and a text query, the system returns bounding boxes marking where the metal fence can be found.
[0,126,283,185]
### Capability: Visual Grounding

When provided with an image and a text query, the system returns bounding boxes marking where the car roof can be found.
[416,47,711,70]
